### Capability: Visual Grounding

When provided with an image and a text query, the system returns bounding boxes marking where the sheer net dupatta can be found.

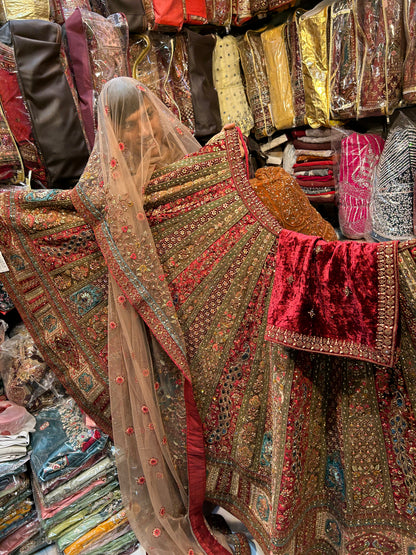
[72,77,230,554]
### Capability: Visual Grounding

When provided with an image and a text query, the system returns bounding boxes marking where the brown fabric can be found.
[185,29,221,138]
[10,20,89,188]
[107,0,147,33]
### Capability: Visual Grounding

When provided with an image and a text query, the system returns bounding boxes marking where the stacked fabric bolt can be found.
[283,128,343,203]
[31,397,139,555]
[0,400,42,555]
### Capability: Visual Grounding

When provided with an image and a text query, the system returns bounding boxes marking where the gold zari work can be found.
[0,0,49,22]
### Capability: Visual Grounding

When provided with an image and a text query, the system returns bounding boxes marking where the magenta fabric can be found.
[338,132,385,239]
[266,229,400,367]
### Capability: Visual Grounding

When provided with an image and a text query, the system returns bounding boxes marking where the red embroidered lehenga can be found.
[1,78,416,553]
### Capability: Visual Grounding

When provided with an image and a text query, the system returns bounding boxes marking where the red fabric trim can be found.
[184,380,230,554]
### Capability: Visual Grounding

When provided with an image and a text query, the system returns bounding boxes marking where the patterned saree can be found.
[2,82,416,553]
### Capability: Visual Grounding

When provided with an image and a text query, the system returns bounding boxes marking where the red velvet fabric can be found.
[266,229,400,367]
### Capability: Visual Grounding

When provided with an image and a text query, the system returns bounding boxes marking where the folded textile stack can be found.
[284,127,343,203]
[0,400,41,555]
[30,397,139,555]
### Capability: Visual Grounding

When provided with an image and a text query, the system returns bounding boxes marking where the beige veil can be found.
[73,77,231,553]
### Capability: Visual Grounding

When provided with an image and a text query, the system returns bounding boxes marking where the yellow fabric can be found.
[299,4,330,128]
[212,35,254,136]
[0,0,49,22]
[261,24,295,130]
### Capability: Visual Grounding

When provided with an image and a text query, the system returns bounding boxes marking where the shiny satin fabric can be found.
[0,0,49,23]
[261,23,296,130]
[299,3,330,128]
[10,19,89,187]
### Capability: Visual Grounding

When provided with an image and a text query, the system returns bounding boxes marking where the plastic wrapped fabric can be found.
[9,19,89,188]
[0,515,40,555]
[0,498,33,534]
[403,0,416,105]
[132,33,195,133]
[64,9,130,150]
[140,0,182,29]
[232,0,251,26]
[107,0,147,33]
[355,0,404,118]
[0,0,49,23]
[0,400,36,435]
[30,397,108,483]
[329,0,358,120]
[33,456,116,512]
[0,99,23,183]
[212,35,254,136]
[285,10,307,127]
[0,455,29,477]
[63,509,128,555]
[0,38,47,186]
[185,29,221,137]
[249,0,267,19]
[0,324,64,411]
[338,131,385,239]
[43,479,119,534]
[370,113,416,242]
[298,1,331,128]
[0,280,14,312]
[81,529,138,555]
[205,0,232,26]
[268,0,296,12]
[261,23,296,130]
[237,30,275,139]
[57,493,123,551]
[49,0,90,23]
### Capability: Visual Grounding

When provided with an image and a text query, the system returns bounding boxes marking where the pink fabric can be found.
[338,132,385,239]
[266,229,400,367]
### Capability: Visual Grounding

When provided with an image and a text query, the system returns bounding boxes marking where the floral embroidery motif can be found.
[115,375,125,385]
[125,426,134,435]
[141,405,149,414]
[149,457,158,465]
[152,528,161,537]
[109,321,117,329]
[136,476,146,485]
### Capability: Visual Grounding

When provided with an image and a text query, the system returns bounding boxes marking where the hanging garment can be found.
[403,0,416,105]
[206,0,232,27]
[0,39,47,186]
[185,29,222,137]
[64,9,130,150]
[370,114,416,242]
[107,0,147,33]
[285,10,307,127]
[355,0,404,118]
[261,23,296,130]
[212,34,254,135]
[0,100,22,183]
[9,19,89,187]
[0,0,49,23]
[338,131,385,239]
[237,30,275,139]
[232,0,251,26]
[141,0,183,29]
[133,33,195,133]
[329,0,358,120]
[49,0,90,24]
[298,2,330,128]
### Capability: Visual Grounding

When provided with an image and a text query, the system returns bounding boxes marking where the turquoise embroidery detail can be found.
[78,372,93,392]
[10,254,25,271]
[325,519,341,546]
[260,432,272,467]
[256,495,270,521]
[325,452,346,501]
[43,314,58,333]
[70,285,103,316]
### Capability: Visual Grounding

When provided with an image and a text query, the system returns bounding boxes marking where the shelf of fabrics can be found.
[0,321,141,555]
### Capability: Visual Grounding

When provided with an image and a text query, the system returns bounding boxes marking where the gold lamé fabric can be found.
[0,0,49,22]
[261,23,295,130]
[299,4,330,128]
[249,166,337,241]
